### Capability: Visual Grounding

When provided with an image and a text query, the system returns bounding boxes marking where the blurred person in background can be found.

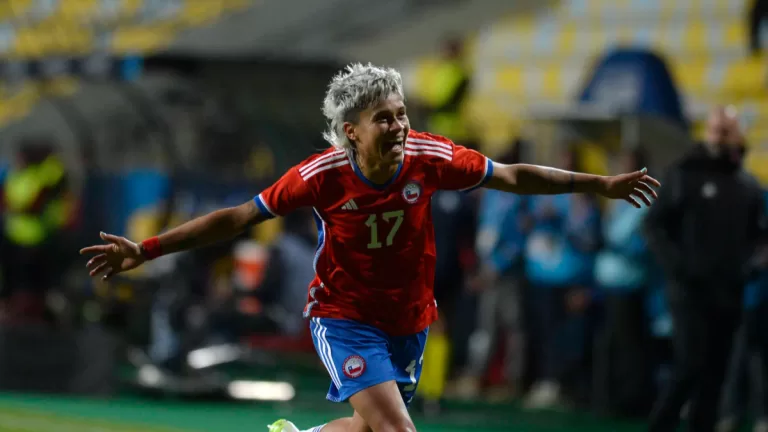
[148,219,305,376]
[416,181,478,413]
[209,210,317,343]
[0,138,75,324]
[523,147,602,410]
[455,139,529,400]
[718,189,768,432]
[646,106,768,432]
[266,208,319,337]
[420,38,473,144]
[593,148,654,418]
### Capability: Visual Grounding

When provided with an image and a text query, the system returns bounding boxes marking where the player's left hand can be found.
[599,168,660,208]
[79,232,145,281]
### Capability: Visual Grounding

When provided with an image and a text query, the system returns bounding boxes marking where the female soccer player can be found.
[81,64,659,432]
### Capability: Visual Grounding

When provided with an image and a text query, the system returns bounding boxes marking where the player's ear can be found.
[343,122,357,142]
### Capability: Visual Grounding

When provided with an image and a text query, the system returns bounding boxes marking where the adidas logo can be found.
[341,199,358,210]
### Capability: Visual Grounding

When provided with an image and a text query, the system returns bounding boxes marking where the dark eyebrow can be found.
[371,104,406,119]
[371,109,392,120]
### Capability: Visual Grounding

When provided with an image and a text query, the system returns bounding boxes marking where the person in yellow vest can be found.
[0,139,74,323]
[421,38,473,144]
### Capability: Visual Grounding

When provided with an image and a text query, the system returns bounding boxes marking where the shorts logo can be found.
[342,355,366,379]
[402,182,422,204]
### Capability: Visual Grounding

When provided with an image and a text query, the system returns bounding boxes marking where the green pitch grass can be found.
[0,393,650,432]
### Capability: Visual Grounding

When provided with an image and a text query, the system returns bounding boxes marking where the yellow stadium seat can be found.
[496,67,525,95]
[0,0,33,20]
[723,21,746,48]
[119,0,145,19]
[111,25,176,54]
[540,65,566,100]
[683,22,708,53]
[179,1,223,26]
[670,61,710,96]
[12,27,47,58]
[10,24,92,57]
[722,58,767,98]
[56,0,99,21]
[555,23,578,58]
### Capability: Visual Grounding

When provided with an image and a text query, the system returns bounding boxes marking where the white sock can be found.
[302,426,326,432]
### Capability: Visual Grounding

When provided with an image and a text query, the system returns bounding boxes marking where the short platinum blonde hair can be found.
[322,63,405,151]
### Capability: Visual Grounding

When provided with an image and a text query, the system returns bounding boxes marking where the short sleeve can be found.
[439,144,494,192]
[254,166,317,218]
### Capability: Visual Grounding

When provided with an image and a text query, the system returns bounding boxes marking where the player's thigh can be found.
[350,381,416,432]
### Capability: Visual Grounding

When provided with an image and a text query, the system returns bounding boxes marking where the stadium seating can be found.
[467,0,768,181]
[0,0,252,128]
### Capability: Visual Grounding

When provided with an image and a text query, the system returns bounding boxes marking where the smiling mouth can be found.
[383,139,404,155]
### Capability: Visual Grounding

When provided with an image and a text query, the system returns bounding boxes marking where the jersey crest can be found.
[402,181,423,204]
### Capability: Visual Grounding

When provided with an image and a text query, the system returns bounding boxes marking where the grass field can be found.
[0,392,651,432]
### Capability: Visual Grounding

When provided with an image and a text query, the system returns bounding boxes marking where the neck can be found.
[355,151,398,184]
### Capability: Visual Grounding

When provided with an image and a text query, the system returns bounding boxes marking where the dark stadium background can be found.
[0,0,767,431]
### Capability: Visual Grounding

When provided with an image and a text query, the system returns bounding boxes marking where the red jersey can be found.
[255,130,494,336]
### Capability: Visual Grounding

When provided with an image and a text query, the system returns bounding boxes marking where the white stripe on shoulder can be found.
[406,137,452,151]
[302,160,349,180]
[404,149,452,161]
[299,150,346,175]
[405,143,452,158]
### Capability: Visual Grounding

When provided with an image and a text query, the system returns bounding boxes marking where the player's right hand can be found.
[79,232,146,281]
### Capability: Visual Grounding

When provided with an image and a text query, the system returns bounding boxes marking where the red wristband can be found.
[140,236,163,260]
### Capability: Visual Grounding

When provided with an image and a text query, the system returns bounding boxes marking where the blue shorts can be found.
[309,317,429,405]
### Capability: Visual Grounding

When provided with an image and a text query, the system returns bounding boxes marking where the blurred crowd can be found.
[428,107,768,432]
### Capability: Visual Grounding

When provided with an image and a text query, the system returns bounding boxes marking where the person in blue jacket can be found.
[523,147,601,409]
[593,148,654,417]
[456,141,529,399]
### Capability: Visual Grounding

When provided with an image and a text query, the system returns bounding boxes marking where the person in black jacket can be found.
[646,106,768,432]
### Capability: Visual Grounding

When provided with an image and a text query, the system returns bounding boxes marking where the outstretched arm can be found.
[486,163,660,208]
[80,200,269,280]
[151,200,267,255]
